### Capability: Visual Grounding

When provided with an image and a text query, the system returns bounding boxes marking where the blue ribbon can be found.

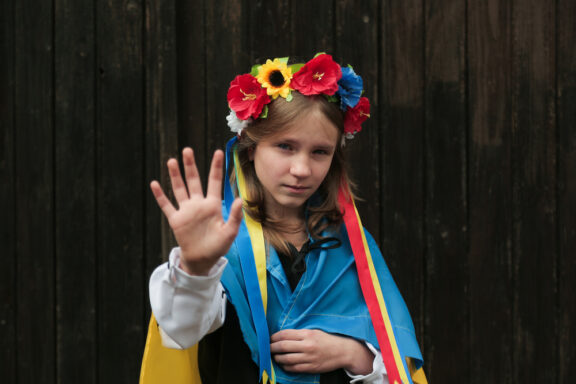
[224,137,273,381]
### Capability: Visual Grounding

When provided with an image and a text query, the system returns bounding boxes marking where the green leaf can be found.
[250,64,260,77]
[261,105,269,118]
[326,95,339,103]
[289,63,305,74]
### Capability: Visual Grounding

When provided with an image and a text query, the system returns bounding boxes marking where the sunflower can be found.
[256,58,293,99]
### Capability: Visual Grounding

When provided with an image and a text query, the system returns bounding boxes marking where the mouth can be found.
[283,184,311,194]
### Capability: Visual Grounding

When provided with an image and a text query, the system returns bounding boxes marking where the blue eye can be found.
[277,143,292,150]
[313,148,334,156]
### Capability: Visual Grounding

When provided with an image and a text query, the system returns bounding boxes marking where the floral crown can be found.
[226,53,371,140]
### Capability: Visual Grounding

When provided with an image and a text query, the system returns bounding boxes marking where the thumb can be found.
[223,198,243,237]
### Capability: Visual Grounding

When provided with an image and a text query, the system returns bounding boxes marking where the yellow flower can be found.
[256,58,293,99]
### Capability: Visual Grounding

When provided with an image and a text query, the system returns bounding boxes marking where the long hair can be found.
[232,91,354,255]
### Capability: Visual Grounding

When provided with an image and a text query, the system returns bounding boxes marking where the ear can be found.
[248,146,255,161]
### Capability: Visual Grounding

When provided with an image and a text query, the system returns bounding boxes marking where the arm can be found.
[346,342,388,384]
[149,247,228,349]
[148,148,242,347]
[270,329,388,383]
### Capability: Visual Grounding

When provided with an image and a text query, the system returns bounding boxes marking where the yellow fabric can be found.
[233,149,268,312]
[233,149,276,383]
[140,180,423,384]
[407,357,428,384]
[140,315,202,384]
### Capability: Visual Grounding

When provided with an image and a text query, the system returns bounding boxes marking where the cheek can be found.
[253,155,278,184]
[317,158,334,180]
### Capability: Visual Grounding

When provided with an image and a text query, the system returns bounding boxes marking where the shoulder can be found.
[333,222,380,250]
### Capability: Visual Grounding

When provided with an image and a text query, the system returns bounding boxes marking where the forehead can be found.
[266,110,340,145]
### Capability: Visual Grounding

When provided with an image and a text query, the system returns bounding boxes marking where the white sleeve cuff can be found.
[167,247,228,290]
[346,342,388,384]
[149,247,228,349]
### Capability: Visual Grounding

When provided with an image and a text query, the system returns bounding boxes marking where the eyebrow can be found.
[313,144,336,151]
[274,138,336,149]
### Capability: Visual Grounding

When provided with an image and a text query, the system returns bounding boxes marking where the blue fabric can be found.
[222,137,272,380]
[220,223,423,384]
[221,136,422,383]
[223,137,237,216]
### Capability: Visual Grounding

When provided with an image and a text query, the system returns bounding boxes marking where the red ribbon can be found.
[338,187,404,384]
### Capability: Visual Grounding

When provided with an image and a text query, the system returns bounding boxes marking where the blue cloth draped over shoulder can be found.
[219,208,422,384]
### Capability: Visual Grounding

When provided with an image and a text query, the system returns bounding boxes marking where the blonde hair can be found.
[233,91,354,255]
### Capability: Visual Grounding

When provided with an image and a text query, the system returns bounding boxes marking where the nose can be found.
[290,154,312,178]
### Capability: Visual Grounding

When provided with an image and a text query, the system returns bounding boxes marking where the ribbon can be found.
[224,137,275,384]
[225,136,421,384]
[338,186,412,384]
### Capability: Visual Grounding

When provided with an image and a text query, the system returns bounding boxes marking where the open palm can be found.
[150,148,243,275]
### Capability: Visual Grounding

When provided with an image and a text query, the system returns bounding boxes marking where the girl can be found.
[143,54,426,384]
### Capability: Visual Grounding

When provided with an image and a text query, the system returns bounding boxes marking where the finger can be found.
[150,181,176,218]
[206,150,224,199]
[273,352,307,366]
[168,158,189,203]
[270,339,304,354]
[281,363,315,373]
[182,147,203,197]
[270,329,307,343]
[222,198,243,239]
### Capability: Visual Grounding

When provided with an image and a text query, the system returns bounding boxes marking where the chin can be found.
[278,198,308,209]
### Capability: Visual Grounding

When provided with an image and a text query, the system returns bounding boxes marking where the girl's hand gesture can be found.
[150,148,243,276]
[270,329,374,375]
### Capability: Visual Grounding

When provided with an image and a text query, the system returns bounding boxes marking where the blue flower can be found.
[336,66,363,111]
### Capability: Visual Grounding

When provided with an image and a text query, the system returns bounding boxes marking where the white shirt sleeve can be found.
[149,247,228,349]
[150,248,388,383]
[346,342,388,384]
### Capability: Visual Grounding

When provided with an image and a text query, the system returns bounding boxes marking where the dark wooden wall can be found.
[1,0,575,383]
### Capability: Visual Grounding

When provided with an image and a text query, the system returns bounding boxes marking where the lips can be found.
[283,184,311,194]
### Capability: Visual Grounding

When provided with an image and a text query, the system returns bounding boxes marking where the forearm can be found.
[149,247,227,349]
[345,342,388,384]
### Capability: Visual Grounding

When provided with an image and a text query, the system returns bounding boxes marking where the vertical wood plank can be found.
[176,0,206,161]
[557,1,576,382]
[54,0,97,382]
[205,0,248,168]
[249,0,291,60]
[511,1,557,382]
[97,0,145,381]
[468,1,513,382]
[335,0,381,238]
[290,0,335,58]
[380,0,425,339]
[14,0,55,382]
[423,0,468,381]
[144,0,178,319]
[0,0,16,381]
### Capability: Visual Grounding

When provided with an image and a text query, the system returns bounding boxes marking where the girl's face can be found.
[250,109,339,219]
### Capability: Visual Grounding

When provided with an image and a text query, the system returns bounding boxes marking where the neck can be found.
[267,212,305,233]
[265,203,305,225]
[264,206,308,249]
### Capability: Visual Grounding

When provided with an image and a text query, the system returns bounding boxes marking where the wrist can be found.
[342,338,374,376]
[178,253,216,276]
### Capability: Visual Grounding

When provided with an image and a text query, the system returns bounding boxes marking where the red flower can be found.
[344,97,370,136]
[291,54,342,96]
[227,74,271,120]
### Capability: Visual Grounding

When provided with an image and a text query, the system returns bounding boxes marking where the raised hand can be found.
[270,329,374,375]
[150,148,243,275]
